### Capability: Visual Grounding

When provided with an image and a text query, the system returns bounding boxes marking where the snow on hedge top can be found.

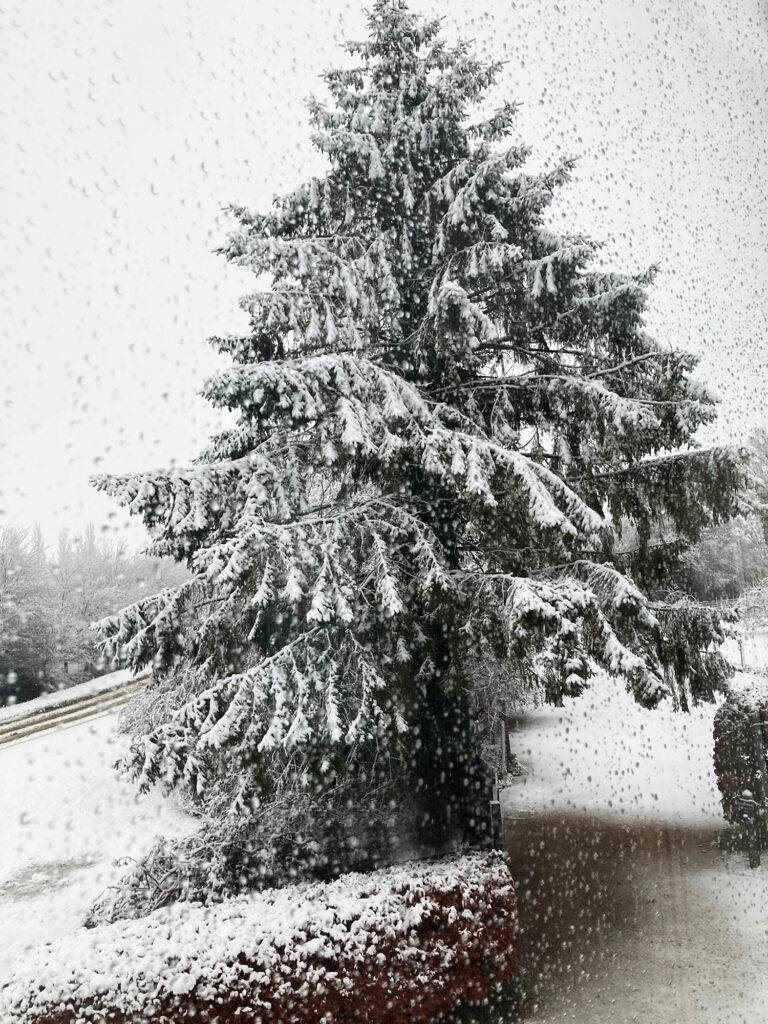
[0,852,513,1022]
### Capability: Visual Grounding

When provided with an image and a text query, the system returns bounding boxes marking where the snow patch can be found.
[0,712,194,979]
[502,672,726,825]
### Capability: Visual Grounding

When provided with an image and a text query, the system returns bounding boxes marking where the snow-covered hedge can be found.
[0,852,518,1024]
[713,679,768,824]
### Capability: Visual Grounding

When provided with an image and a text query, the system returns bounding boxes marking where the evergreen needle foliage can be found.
[92,1,744,911]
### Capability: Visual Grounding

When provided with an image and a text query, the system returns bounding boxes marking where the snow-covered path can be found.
[502,678,768,1023]
[504,811,768,1023]
[0,710,193,979]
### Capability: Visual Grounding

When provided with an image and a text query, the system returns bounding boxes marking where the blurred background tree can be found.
[0,524,186,706]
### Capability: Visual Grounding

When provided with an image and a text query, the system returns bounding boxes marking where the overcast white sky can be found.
[1,0,767,545]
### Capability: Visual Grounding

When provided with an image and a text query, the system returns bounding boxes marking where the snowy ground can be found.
[0,704,193,980]
[4,664,768,1020]
[502,672,723,825]
[724,630,768,674]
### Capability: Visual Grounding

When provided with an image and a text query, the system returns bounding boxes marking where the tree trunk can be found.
[410,621,492,854]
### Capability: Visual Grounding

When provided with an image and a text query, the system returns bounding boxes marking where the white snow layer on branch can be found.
[459,564,665,703]
[94,354,608,552]
[124,631,396,801]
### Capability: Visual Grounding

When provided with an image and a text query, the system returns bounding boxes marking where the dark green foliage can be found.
[713,689,768,825]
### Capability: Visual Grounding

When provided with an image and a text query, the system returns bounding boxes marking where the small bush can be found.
[713,683,768,824]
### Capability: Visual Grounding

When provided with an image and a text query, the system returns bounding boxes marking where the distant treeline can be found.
[618,427,768,604]
[679,514,768,602]
[0,524,187,707]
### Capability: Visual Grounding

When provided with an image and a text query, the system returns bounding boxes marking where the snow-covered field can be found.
[723,630,768,673]
[0,704,193,979]
[503,671,724,825]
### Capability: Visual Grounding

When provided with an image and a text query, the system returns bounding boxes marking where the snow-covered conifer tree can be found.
[93,1,744,904]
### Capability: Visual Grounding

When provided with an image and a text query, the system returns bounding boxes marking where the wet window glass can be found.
[1,2,766,1021]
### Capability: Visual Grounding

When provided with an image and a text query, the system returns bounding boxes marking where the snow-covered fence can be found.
[0,671,149,747]
[0,853,519,1024]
